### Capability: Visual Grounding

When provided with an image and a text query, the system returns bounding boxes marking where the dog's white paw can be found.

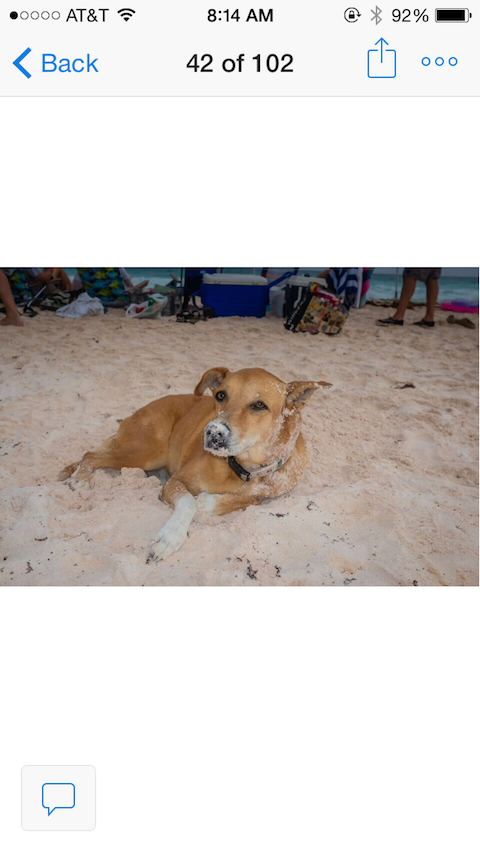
[147,493,196,562]
[66,477,90,492]
[148,521,187,562]
[196,492,219,514]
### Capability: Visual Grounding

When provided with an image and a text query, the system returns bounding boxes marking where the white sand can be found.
[1,306,478,586]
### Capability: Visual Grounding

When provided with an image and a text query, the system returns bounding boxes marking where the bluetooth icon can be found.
[371,6,382,25]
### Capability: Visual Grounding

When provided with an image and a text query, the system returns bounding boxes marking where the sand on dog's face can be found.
[201,367,289,458]
[0,307,478,586]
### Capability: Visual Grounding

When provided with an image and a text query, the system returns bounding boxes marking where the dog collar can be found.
[228,456,284,483]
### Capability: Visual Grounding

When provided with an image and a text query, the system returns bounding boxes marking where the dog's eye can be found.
[251,400,268,411]
[215,391,226,402]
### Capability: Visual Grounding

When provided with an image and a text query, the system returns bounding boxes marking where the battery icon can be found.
[435,8,472,21]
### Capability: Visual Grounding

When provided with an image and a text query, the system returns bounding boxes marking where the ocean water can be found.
[65,268,479,304]
[368,273,479,303]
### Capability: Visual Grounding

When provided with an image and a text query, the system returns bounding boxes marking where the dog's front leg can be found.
[197,491,261,516]
[148,477,196,562]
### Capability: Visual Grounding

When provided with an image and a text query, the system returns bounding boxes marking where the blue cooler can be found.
[201,273,270,318]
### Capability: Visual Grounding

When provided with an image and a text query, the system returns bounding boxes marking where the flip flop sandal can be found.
[378,317,404,326]
[413,320,435,328]
[176,309,202,324]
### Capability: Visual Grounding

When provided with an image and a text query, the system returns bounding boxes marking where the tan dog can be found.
[60,368,331,561]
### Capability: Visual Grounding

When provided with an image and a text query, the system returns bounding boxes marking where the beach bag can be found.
[285,285,347,335]
[125,294,168,319]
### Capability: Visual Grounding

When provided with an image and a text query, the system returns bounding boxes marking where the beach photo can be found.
[1,266,478,586]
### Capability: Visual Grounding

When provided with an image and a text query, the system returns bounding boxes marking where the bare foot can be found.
[0,314,25,327]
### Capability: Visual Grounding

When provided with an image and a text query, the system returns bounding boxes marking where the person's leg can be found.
[35,269,52,285]
[392,275,417,320]
[51,268,72,291]
[37,268,72,292]
[0,271,24,327]
[424,279,439,322]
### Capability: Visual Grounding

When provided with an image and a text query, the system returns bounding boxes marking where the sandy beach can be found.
[1,306,478,586]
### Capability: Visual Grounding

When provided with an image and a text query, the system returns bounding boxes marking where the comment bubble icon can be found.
[42,782,75,816]
[22,765,95,830]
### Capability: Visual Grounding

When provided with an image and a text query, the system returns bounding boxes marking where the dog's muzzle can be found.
[204,420,231,453]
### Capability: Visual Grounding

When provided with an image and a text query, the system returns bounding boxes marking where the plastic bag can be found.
[125,294,168,319]
[56,292,105,318]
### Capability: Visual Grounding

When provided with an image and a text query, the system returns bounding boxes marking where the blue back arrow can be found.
[13,47,32,79]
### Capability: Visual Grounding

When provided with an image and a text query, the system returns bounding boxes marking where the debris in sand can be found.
[447,315,476,330]
[61,532,86,540]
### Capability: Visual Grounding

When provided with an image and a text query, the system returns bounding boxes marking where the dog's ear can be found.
[285,380,332,409]
[194,367,230,396]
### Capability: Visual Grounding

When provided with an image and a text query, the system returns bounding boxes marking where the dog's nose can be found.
[205,421,231,449]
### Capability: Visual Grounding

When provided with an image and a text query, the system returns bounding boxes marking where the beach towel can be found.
[360,267,374,306]
[1,268,32,301]
[325,268,359,310]
[56,293,105,318]
[75,267,129,305]
[40,291,71,311]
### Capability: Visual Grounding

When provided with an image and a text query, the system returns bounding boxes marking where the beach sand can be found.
[1,306,478,586]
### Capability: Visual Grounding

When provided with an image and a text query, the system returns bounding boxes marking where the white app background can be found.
[0,5,478,852]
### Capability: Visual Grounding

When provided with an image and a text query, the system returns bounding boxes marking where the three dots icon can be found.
[422,56,458,66]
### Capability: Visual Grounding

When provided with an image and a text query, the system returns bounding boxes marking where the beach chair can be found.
[260,268,302,318]
[18,284,50,316]
[0,269,51,317]
[176,268,218,322]
[261,267,300,286]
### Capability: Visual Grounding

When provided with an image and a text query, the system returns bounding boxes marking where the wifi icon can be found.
[117,8,136,21]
